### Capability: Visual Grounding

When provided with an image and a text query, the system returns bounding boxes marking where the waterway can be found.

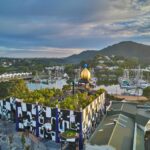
[95,84,125,95]
[27,79,67,90]
[27,80,143,96]
[96,84,143,96]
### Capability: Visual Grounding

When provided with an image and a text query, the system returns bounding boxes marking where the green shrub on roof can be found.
[1,79,105,110]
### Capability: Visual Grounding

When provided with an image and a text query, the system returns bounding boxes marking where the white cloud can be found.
[0,46,84,58]
[0,0,150,57]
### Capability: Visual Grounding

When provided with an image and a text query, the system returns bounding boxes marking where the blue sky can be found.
[0,0,150,58]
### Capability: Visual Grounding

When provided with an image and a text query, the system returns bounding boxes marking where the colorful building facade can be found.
[0,92,106,150]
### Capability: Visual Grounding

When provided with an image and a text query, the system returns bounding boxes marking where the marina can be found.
[118,67,150,96]
[27,79,67,90]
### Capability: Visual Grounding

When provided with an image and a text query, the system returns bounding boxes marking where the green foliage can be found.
[96,88,106,95]
[59,88,105,110]
[64,64,75,80]
[62,85,72,91]
[23,88,60,107]
[0,67,8,74]
[1,78,105,110]
[0,82,12,99]
[61,130,77,138]
[21,134,26,148]
[60,95,77,110]
[22,86,104,110]
[121,58,139,69]
[0,79,29,99]
[9,79,29,99]
[25,145,30,150]
[143,86,150,99]
[97,79,118,86]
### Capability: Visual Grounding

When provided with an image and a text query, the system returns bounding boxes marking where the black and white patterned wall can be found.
[0,93,105,150]
[58,109,81,133]
[15,102,82,142]
[16,102,57,141]
[82,93,106,138]
[0,97,16,120]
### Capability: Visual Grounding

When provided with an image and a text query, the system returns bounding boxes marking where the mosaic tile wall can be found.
[82,93,106,137]
[0,92,105,150]
[0,97,16,120]
[16,102,82,142]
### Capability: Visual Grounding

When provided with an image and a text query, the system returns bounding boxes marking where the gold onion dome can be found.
[80,68,91,81]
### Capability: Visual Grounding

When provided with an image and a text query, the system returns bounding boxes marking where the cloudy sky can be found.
[0,0,150,58]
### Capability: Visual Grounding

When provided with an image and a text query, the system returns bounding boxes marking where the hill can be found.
[64,50,98,63]
[63,41,150,63]
[99,41,150,63]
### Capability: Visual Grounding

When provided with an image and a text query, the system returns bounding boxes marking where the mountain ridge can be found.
[0,41,149,64]
[65,41,150,63]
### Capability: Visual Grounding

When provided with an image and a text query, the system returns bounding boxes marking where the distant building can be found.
[107,66,119,70]
[0,72,32,81]
[98,60,104,64]
[105,56,111,61]
[117,60,125,63]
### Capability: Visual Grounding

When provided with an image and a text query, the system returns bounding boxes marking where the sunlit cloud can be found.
[0,46,84,58]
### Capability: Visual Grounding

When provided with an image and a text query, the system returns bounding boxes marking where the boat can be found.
[119,67,150,90]
[32,72,41,83]
[41,79,49,84]
[33,79,41,83]
[118,77,136,89]
[137,79,150,89]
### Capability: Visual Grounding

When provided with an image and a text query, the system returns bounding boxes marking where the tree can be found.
[0,78,29,100]
[0,82,12,99]
[62,85,72,91]
[96,88,105,95]
[64,64,75,80]
[143,86,150,99]
[10,79,29,99]
[121,58,139,69]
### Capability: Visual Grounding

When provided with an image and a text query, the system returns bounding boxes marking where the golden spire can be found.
[80,68,91,81]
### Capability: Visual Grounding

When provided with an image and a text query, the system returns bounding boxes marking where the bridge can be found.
[0,72,32,82]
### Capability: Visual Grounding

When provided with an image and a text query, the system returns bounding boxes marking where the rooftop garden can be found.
[60,130,78,139]
[0,79,105,110]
